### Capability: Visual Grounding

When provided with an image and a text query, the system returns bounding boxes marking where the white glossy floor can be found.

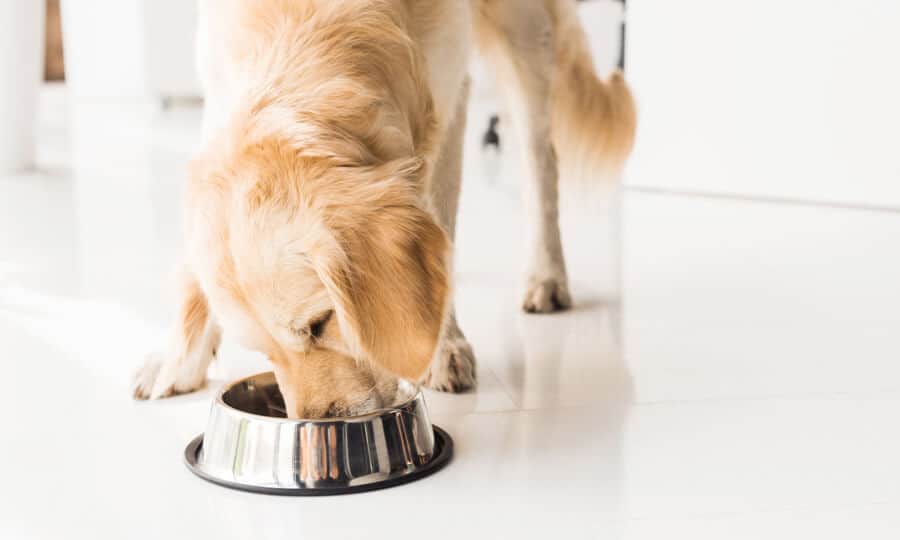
[2,86,900,539]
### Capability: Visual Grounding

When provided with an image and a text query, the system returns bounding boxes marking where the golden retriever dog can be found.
[132,0,635,417]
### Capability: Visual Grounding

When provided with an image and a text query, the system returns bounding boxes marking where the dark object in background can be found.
[618,0,626,70]
[45,0,64,81]
[482,115,500,150]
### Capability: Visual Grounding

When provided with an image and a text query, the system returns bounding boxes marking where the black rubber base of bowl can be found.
[184,425,453,496]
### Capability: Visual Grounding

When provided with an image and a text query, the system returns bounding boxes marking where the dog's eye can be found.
[308,310,333,340]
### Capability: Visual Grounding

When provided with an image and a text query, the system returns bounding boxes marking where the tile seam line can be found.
[627,499,898,523]
[429,386,900,419]
[482,362,523,410]
[631,387,900,407]
[625,186,900,215]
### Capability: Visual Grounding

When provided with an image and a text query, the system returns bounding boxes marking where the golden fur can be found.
[134,0,636,418]
[476,0,636,188]
[548,0,636,182]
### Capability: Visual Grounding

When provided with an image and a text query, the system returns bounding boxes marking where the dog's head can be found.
[188,138,449,418]
[187,3,445,417]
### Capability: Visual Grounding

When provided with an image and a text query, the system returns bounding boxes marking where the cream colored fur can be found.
[133,0,636,417]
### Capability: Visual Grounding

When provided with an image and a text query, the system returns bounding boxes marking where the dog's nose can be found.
[324,402,347,418]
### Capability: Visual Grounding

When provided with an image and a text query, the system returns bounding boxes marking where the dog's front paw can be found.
[131,352,207,400]
[421,329,477,393]
[522,274,572,313]
[132,353,164,400]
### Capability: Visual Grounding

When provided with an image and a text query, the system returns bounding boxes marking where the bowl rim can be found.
[213,371,424,424]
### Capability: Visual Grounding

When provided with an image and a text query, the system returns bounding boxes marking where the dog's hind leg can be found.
[132,272,221,399]
[420,79,477,393]
[474,0,572,313]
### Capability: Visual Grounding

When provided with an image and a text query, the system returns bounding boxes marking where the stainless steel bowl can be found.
[184,372,452,495]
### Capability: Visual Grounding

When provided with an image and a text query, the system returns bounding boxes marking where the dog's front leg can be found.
[132,271,221,399]
[421,79,477,393]
[475,1,572,313]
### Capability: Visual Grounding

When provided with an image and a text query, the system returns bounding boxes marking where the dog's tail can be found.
[549,0,636,192]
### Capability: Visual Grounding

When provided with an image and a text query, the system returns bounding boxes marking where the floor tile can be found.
[624,504,900,540]
[621,393,900,519]
[622,191,900,402]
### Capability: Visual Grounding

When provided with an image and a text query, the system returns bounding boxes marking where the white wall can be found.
[579,0,625,77]
[625,1,900,209]
[61,0,199,100]
[0,1,44,171]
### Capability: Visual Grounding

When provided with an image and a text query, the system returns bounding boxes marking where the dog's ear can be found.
[314,169,450,380]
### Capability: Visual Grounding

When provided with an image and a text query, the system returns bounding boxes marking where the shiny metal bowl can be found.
[184,372,452,495]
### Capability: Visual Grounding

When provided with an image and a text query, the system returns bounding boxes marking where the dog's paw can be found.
[522,275,572,313]
[421,330,477,393]
[131,352,207,400]
[132,354,164,400]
